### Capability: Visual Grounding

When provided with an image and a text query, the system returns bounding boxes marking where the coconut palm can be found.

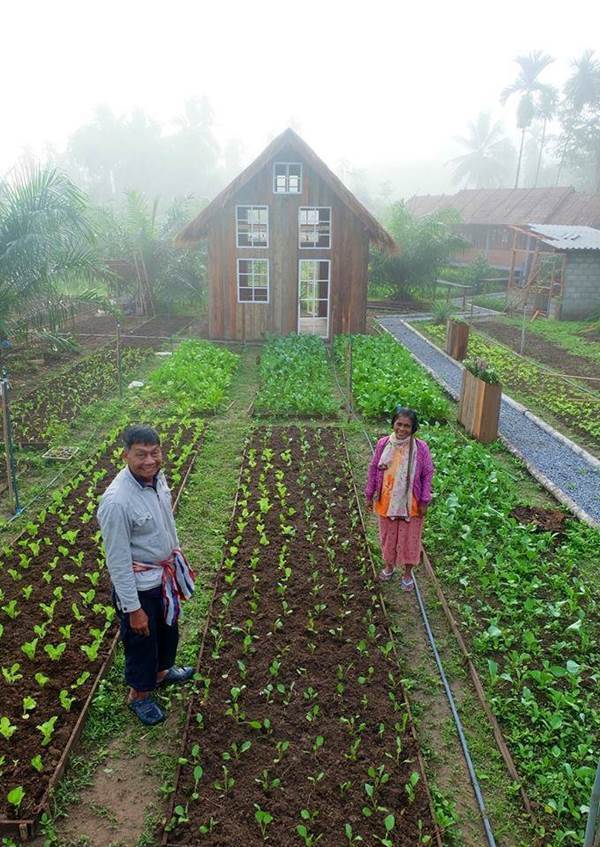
[449,113,515,188]
[0,166,103,341]
[501,51,555,188]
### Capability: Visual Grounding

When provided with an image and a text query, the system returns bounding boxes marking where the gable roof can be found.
[407,187,600,228]
[176,128,395,250]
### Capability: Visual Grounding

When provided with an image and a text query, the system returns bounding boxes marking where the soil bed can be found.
[1,347,152,448]
[123,316,193,348]
[510,505,568,536]
[473,319,600,382]
[73,314,144,336]
[0,418,203,828]
[165,426,437,847]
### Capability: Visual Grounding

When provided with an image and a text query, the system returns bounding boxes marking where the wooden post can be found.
[346,336,353,413]
[116,321,123,399]
[1,373,21,513]
[1,379,15,504]
[508,228,517,291]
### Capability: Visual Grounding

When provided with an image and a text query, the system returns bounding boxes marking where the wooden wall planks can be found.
[207,144,370,341]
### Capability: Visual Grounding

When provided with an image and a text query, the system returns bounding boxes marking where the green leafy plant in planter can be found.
[432,301,455,325]
[463,357,500,384]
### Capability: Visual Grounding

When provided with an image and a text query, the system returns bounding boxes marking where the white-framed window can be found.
[236,205,268,248]
[299,207,331,249]
[273,162,302,194]
[237,258,269,303]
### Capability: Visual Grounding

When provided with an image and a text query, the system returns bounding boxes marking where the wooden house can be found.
[408,188,600,270]
[177,128,394,341]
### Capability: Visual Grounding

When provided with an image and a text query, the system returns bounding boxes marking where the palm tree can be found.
[556,50,600,186]
[0,166,103,341]
[449,113,515,188]
[564,49,600,111]
[501,51,555,188]
[533,87,559,186]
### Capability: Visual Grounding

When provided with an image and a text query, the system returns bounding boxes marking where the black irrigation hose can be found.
[413,577,497,847]
[329,347,498,847]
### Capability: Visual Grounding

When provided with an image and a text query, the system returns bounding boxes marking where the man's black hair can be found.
[390,406,419,433]
[123,424,161,450]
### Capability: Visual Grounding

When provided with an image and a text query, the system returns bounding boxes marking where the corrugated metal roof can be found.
[527,224,600,251]
[407,187,600,227]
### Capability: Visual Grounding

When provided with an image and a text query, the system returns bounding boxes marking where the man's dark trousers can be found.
[117,586,179,691]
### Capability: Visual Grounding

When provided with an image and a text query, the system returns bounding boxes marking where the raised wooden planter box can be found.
[446,319,469,361]
[458,369,501,443]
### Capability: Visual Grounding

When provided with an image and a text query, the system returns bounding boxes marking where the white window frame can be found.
[237,258,269,304]
[297,259,330,339]
[235,205,269,248]
[273,162,303,194]
[298,206,332,249]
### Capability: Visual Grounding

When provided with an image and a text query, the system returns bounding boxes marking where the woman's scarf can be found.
[378,433,417,519]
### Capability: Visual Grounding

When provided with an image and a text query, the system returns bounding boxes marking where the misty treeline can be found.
[1,98,237,342]
[0,169,207,349]
[451,49,600,192]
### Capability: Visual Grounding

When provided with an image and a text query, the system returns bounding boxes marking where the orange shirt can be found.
[374,444,418,518]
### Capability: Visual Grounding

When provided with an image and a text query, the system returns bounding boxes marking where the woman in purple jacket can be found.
[365,406,434,590]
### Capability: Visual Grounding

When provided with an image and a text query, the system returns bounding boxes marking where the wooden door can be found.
[297,259,330,338]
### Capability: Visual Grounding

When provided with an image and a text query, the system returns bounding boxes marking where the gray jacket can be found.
[97,467,179,613]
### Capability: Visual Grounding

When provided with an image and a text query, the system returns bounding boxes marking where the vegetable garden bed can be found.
[418,322,600,448]
[163,426,439,847]
[422,425,600,845]
[334,334,449,423]
[254,336,339,418]
[472,319,600,383]
[3,347,152,447]
[0,416,204,837]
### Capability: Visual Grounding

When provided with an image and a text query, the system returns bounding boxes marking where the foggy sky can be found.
[3,0,599,190]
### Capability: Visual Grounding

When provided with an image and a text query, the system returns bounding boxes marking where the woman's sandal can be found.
[378,569,394,582]
[401,577,415,592]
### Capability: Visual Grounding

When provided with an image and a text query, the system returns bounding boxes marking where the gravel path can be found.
[379,316,600,526]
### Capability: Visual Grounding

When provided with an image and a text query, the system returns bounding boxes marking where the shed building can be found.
[507,224,600,319]
[177,128,394,341]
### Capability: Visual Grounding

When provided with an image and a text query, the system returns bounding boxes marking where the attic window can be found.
[273,162,302,194]
[236,206,268,248]
[299,207,331,248]
[237,258,269,303]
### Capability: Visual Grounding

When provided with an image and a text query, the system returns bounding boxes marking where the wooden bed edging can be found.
[420,547,540,831]
[341,434,444,847]
[0,433,205,841]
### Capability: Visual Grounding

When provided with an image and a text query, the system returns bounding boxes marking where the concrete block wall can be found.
[562,252,600,319]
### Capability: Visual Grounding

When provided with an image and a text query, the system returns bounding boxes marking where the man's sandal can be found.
[378,569,395,582]
[158,666,194,687]
[128,697,166,726]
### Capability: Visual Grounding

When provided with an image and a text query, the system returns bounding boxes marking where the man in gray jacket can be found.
[97,424,195,725]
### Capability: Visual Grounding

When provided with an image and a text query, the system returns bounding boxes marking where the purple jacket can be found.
[364,437,435,505]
